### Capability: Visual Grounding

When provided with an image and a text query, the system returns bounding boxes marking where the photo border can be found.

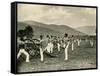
[11,1,98,74]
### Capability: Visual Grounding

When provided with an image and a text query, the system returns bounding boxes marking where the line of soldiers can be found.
[17,34,95,62]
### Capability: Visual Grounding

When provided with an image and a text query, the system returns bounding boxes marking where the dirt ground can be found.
[17,40,97,73]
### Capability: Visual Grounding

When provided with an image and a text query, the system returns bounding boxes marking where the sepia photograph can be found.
[15,2,97,73]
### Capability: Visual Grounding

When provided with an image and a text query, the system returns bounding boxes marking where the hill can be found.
[17,21,86,38]
[17,22,62,38]
[76,26,96,35]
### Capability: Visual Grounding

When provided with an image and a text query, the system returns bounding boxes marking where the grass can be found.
[17,40,97,73]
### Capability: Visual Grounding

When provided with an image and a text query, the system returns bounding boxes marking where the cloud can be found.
[18,4,96,28]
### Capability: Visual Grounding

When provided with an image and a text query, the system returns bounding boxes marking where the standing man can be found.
[71,35,74,51]
[17,37,30,62]
[57,37,61,52]
[39,35,45,62]
[63,33,70,61]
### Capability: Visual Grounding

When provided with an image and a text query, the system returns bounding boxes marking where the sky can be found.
[17,3,96,28]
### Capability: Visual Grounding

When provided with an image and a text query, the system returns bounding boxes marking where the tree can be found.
[17,30,26,41]
[24,25,34,39]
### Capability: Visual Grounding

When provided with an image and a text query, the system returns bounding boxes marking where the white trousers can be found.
[57,43,60,51]
[39,42,53,62]
[46,42,53,53]
[90,40,93,47]
[17,49,30,62]
[64,42,70,61]
[77,39,80,46]
[40,47,44,62]
[72,42,74,51]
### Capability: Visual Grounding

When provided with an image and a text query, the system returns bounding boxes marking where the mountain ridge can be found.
[18,21,86,37]
[76,26,96,35]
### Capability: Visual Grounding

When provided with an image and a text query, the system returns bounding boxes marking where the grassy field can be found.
[17,40,97,73]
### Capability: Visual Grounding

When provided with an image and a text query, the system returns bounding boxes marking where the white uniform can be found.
[17,49,30,62]
[39,38,49,62]
[63,37,70,60]
[71,37,74,51]
[64,41,70,60]
[39,37,54,62]
[47,42,53,53]
[90,40,93,47]
[77,39,81,46]
[57,43,60,52]
[17,37,30,62]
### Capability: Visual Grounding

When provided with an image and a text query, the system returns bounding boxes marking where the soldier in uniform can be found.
[57,37,61,52]
[63,33,70,61]
[39,35,49,62]
[71,35,74,51]
[17,37,30,62]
